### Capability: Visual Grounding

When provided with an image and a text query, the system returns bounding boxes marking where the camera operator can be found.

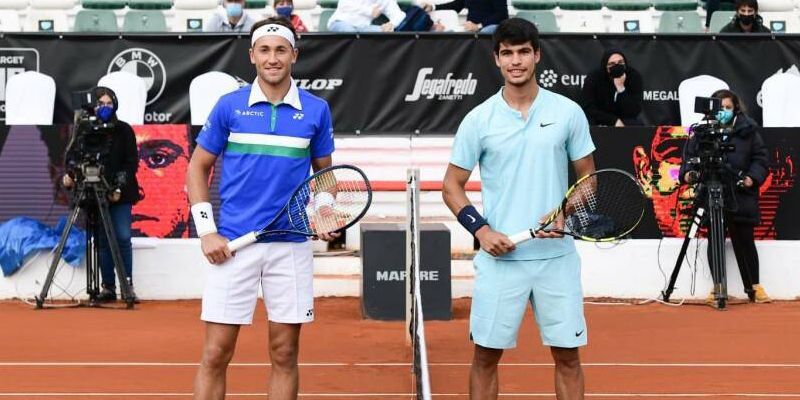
[62,87,141,303]
[679,89,770,304]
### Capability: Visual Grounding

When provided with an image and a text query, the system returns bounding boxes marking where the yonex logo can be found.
[293,113,304,120]
[266,26,279,32]
[306,309,314,317]
[200,211,208,219]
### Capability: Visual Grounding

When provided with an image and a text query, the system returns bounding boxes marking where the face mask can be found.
[739,14,755,25]
[226,3,243,18]
[609,63,626,78]
[276,5,293,18]
[716,109,734,125]
[96,105,114,122]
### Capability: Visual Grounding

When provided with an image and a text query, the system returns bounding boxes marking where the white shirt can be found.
[329,0,406,29]
[204,10,257,32]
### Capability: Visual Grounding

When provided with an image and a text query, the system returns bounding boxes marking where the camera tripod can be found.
[662,178,735,310]
[35,176,135,309]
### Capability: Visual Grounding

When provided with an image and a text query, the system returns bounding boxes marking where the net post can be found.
[405,168,420,345]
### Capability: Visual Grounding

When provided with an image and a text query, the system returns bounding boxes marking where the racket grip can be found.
[509,229,535,245]
[227,232,258,252]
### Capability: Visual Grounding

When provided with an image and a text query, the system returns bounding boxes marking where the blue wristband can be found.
[457,205,488,236]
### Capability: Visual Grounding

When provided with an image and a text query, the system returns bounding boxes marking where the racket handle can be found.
[509,229,535,245]
[227,232,259,252]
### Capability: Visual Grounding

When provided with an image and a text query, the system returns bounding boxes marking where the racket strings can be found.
[287,168,371,235]
[564,171,645,239]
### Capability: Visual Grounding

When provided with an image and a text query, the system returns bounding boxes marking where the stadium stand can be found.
[123,9,168,31]
[657,10,704,32]
[25,0,73,32]
[708,10,735,31]
[516,10,560,32]
[5,71,57,126]
[173,0,217,32]
[74,8,119,31]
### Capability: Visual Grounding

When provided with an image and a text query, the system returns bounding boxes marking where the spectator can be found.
[275,0,308,33]
[62,87,140,303]
[328,0,405,32]
[720,0,770,33]
[580,49,643,126]
[420,0,508,33]
[205,0,257,32]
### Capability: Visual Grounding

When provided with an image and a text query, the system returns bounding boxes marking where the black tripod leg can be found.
[708,198,727,310]
[663,205,706,303]
[35,193,84,309]
[95,192,135,309]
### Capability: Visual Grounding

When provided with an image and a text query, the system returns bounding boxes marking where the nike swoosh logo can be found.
[540,122,555,127]
[575,330,584,337]
[467,215,476,223]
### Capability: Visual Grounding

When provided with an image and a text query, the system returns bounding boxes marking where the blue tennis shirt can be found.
[197,79,335,242]
[450,87,595,260]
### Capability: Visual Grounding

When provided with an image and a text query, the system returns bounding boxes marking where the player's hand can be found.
[743,176,754,188]
[463,21,480,32]
[614,119,625,127]
[108,190,121,203]
[684,171,699,184]
[62,175,74,188]
[614,74,626,91]
[316,231,341,242]
[381,22,394,32]
[475,226,515,257]
[535,210,565,238]
[420,2,433,12]
[201,233,232,265]
[372,5,381,18]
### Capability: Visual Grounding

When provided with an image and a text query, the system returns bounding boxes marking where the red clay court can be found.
[1,297,799,399]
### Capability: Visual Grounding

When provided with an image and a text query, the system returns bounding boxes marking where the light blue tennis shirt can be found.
[197,79,335,243]
[450,87,595,260]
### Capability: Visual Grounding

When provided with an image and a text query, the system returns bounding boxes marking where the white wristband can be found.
[314,192,336,213]
[191,202,217,237]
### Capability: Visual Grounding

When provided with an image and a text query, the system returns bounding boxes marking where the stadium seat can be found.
[558,0,603,10]
[708,10,734,32]
[608,11,656,32]
[760,11,800,33]
[512,0,558,10]
[429,10,463,32]
[81,0,126,9]
[190,72,240,126]
[173,0,217,32]
[5,71,56,125]
[558,11,605,32]
[246,0,268,7]
[761,72,800,127]
[0,0,30,9]
[123,10,168,31]
[24,10,70,31]
[128,0,174,10]
[30,0,76,8]
[677,74,728,126]
[605,0,653,10]
[0,11,22,32]
[317,8,334,31]
[318,0,337,8]
[657,11,703,32]
[653,0,698,10]
[98,71,147,125]
[758,0,794,11]
[74,9,119,31]
[516,10,559,32]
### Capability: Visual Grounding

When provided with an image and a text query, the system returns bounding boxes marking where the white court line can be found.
[2,393,800,398]
[3,362,800,368]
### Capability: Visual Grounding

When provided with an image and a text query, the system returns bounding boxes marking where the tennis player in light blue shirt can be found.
[443,18,595,399]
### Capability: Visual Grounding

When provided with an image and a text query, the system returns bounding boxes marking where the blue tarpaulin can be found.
[0,217,85,277]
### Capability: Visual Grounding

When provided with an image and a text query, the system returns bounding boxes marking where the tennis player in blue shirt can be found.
[443,18,596,399]
[187,17,338,399]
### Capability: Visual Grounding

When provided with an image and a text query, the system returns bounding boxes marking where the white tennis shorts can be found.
[201,241,315,325]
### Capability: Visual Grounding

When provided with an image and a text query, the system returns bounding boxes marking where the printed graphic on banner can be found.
[296,78,343,91]
[108,48,167,106]
[0,48,40,121]
[537,68,586,89]
[632,126,795,239]
[405,68,477,102]
[131,125,191,238]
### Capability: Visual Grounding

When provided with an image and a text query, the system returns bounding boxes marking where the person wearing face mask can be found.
[680,89,771,306]
[720,0,770,33]
[275,0,307,33]
[62,86,141,303]
[580,49,644,127]
[205,0,257,32]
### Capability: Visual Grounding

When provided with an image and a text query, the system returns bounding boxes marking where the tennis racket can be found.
[227,164,372,252]
[508,169,646,244]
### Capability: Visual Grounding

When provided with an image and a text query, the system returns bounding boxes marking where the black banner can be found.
[1,34,799,131]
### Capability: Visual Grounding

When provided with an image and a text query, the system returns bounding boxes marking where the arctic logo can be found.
[376,270,440,281]
[405,68,477,102]
[236,109,264,117]
[538,69,586,88]
[108,48,166,106]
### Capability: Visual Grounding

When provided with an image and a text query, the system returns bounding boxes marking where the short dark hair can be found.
[734,0,758,12]
[250,16,298,40]
[712,89,746,115]
[492,18,540,55]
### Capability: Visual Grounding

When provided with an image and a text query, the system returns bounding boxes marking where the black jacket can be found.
[679,115,768,224]
[720,15,771,33]
[66,119,140,205]
[435,0,508,26]
[580,49,643,126]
